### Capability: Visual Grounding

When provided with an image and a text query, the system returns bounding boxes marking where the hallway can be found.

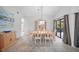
[4,36,79,52]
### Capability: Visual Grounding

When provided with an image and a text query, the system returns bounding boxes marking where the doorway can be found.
[56,18,64,39]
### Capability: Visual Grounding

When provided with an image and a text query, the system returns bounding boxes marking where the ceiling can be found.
[1,6,61,20]
[16,6,60,16]
[16,6,61,19]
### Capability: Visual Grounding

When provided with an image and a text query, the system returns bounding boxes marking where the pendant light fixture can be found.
[39,6,44,24]
[36,6,46,31]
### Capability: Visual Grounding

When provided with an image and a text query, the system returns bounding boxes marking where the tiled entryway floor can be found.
[4,36,79,52]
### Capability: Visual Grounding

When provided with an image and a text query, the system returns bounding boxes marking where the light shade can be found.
[39,21,45,25]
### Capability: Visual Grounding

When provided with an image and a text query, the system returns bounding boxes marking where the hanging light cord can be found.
[41,6,43,20]
[37,6,43,21]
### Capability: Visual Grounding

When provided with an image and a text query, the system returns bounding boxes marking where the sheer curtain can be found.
[63,15,71,45]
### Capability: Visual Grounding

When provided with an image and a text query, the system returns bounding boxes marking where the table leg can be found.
[40,39,41,45]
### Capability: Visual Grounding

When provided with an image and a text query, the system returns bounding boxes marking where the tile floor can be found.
[4,36,79,52]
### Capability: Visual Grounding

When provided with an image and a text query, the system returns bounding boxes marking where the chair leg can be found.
[51,39,53,43]
[45,39,46,45]
[32,38,35,44]
[53,37,55,41]
[40,39,41,45]
[35,39,36,45]
[49,39,51,46]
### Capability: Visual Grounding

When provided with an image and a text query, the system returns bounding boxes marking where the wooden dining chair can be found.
[44,34,50,44]
[34,34,41,44]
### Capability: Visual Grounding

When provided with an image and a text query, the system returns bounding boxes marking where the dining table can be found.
[29,30,55,44]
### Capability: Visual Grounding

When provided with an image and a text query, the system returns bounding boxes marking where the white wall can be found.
[18,6,56,33]
[2,7,23,38]
[43,16,53,31]
[54,6,79,47]
[3,6,79,41]
[2,7,37,39]
[23,15,54,37]
[0,6,55,40]
[23,16,35,36]
[69,14,75,47]
[54,6,79,18]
